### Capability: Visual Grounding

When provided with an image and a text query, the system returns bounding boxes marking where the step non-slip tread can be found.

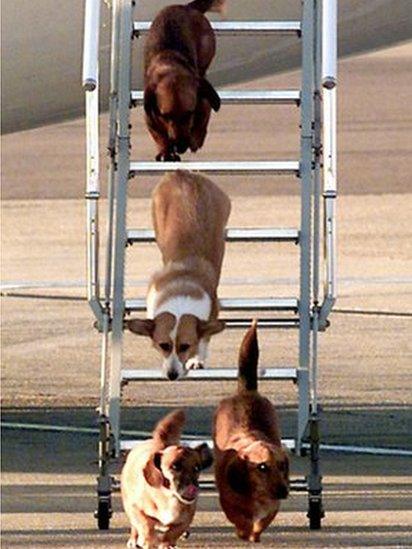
[129,161,300,176]
[121,367,298,382]
[125,297,299,312]
[133,21,301,36]
[121,437,296,451]
[131,90,301,105]
[127,227,300,243]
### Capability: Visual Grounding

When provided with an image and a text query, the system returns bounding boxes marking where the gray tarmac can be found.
[1,43,412,548]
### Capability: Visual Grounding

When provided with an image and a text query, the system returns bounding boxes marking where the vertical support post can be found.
[108,0,133,455]
[98,0,121,421]
[95,1,118,531]
[306,0,324,532]
[85,88,103,323]
[311,0,322,416]
[297,0,315,452]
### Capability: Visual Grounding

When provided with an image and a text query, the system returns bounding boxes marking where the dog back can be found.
[152,170,231,271]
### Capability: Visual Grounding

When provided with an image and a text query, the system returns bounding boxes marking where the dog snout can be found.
[167,369,179,381]
[164,355,185,381]
[176,139,189,154]
[275,484,289,500]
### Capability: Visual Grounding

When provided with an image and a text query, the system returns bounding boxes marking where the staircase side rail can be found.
[319,0,337,329]
[83,0,104,325]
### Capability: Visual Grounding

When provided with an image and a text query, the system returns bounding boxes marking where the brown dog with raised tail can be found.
[144,0,226,161]
[121,409,213,548]
[213,321,290,542]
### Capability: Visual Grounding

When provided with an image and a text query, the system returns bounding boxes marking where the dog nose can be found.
[167,370,179,381]
[176,140,188,154]
[277,485,289,499]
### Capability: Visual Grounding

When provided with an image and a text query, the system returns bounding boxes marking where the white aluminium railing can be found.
[82,0,101,91]
[320,0,338,326]
[83,0,103,322]
[321,0,337,89]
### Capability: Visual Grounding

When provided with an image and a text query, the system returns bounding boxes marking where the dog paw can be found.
[186,357,205,370]
[156,152,181,162]
[126,538,139,548]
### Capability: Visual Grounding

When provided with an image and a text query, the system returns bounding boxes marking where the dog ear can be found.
[199,79,221,112]
[226,455,250,496]
[197,319,226,338]
[144,87,157,116]
[143,452,164,488]
[126,318,155,337]
[280,450,290,479]
[194,443,214,470]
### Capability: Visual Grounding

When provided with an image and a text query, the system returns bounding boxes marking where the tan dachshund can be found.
[213,322,290,542]
[144,0,226,161]
[127,170,231,380]
[121,409,213,548]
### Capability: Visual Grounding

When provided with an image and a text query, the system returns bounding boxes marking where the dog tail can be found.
[152,409,186,449]
[187,0,226,15]
[238,320,259,393]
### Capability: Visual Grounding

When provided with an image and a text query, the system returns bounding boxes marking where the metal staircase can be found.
[83,0,337,532]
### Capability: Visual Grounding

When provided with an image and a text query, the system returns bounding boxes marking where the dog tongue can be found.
[182,484,199,500]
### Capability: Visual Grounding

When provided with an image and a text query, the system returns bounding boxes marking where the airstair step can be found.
[225,318,299,329]
[131,90,300,106]
[127,227,300,244]
[125,297,299,313]
[197,478,306,492]
[121,437,296,452]
[129,161,300,177]
[133,21,301,36]
[121,367,298,383]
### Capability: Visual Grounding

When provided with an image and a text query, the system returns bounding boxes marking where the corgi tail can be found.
[238,320,259,393]
[152,409,186,448]
[187,0,226,15]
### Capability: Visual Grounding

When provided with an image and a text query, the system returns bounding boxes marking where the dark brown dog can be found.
[213,321,290,542]
[144,0,225,161]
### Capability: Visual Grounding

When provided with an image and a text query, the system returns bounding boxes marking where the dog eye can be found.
[194,464,200,472]
[178,343,190,353]
[258,463,269,473]
[171,462,182,471]
[159,342,172,353]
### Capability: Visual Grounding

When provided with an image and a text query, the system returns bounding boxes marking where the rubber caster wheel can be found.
[95,498,112,530]
[308,498,323,530]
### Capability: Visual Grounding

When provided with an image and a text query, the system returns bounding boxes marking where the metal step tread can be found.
[225,318,299,329]
[121,437,296,451]
[125,297,299,312]
[129,161,300,176]
[121,367,298,382]
[131,90,300,105]
[134,21,301,36]
[127,227,300,244]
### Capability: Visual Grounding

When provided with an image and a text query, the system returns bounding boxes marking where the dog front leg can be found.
[130,511,156,549]
[146,115,180,162]
[250,510,278,542]
[186,338,209,370]
[189,97,212,153]
[126,526,139,548]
